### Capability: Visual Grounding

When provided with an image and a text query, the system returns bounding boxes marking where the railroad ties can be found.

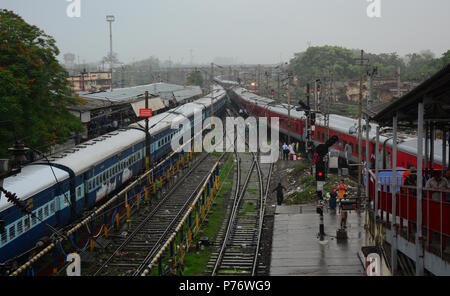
[88,153,220,276]
[207,108,274,276]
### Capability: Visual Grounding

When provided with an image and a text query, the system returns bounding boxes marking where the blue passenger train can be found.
[0,86,227,264]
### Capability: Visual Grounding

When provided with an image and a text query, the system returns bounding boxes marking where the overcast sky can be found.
[2,0,450,65]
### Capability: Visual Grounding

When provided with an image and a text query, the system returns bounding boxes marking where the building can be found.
[68,83,203,142]
[67,72,112,92]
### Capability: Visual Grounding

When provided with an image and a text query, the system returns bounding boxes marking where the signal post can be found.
[314,136,339,241]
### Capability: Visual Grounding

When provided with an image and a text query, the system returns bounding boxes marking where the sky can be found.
[2,0,450,65]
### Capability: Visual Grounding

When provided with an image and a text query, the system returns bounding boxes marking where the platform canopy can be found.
[373,63,450,126]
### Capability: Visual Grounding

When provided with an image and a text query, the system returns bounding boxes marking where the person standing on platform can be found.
[329,189,337,211]
[273,183,286,206]
[282,143,289,160]
[337,180,348,214]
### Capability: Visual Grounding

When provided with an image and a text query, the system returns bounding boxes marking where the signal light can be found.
[316,170,326,181]
[310,113,316,126]
[271,89,275,96]
[315,159,326,181]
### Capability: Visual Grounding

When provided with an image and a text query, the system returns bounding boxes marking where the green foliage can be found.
[290,45,359,85]
[186,70,203,87]
[289,46,450,87]
[0,9,83,157]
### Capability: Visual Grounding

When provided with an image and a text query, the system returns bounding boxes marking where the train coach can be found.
[229,86,448,171]
[0,86,227,264]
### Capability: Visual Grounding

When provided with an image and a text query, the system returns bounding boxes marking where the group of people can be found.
[403,169,450,201]
[281,142,300,160]
[273,179,349,208]
[273,179,350,228]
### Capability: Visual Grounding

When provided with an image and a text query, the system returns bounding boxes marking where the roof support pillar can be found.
[391,112,398,274]
[416,100,425,276]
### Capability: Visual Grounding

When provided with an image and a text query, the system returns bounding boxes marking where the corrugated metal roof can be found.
[78,83,186,103]
[130,97,166,115]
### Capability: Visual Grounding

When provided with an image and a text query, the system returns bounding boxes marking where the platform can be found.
[270,205,366,276]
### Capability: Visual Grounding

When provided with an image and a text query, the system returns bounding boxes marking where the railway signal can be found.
[310,112,316,125]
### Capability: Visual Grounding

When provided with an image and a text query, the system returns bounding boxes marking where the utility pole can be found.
[257,65,261,95]
[81,68,87,92]
[277,74,280,102]
[397,66,401,98]
[314,79,318,111]
[265,71,269,97]
[287,72,292,144]
[354,50,369,202]
[106,15,115,92]
[211,62,214,95]
[145,91,150,172]
[367,67,378,110]
[306,83,312,160]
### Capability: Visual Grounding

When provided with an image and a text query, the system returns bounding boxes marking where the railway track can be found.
[207,108,273,276]
[89,152,224,276]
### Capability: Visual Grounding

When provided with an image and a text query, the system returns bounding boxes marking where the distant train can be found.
[228,85,448,171]
[0,86,227,264]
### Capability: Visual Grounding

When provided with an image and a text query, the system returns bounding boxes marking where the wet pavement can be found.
[270,205,366,276]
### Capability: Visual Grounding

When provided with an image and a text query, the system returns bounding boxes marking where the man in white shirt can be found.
[425,170,449,201]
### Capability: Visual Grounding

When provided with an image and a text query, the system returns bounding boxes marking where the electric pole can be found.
[277,74,280,102]
[145,91,150,172]
[287,71,292,144]
[354,50,369,202]
[106,15,115,91]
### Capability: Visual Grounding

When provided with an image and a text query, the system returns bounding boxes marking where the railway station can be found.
[1,1,450,283]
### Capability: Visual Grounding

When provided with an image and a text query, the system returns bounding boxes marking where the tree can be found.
[0,9,83,158]
[186,70,203,87]
[289,46,359,85]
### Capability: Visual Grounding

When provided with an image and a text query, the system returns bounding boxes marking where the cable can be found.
[0,187,66,242]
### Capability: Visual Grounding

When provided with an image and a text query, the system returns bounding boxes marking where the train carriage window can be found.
[322,133,325,141]
[31,213,37,226]
[9,225,15,240]
[1,228,6,244]
[17,220,23,235]
[38,208,43,221]
[88,181,92,191]
[50,202,56,214]
[24,217,30,231]
[356,144,359,154]
[349,143,354,154]
[77,187,81,198]
[44,205,49,218]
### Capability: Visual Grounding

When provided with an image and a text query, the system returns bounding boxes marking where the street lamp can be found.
[106,15,115,91]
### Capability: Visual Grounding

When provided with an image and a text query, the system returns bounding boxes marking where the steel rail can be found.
[92,152,212,276]
[132,155,227,276]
